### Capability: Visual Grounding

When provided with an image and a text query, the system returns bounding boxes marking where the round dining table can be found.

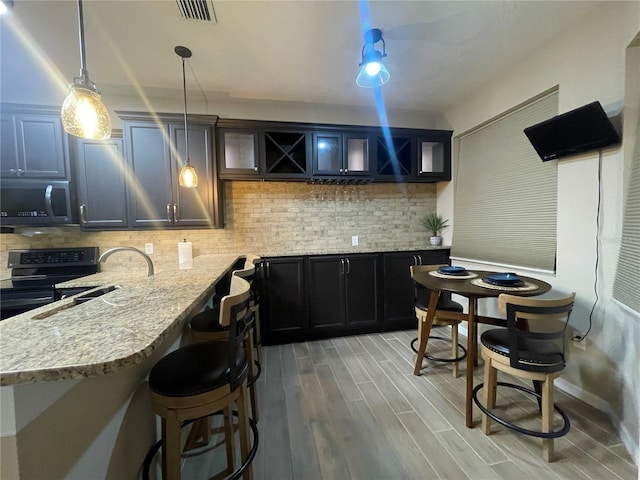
[411,269,552,428]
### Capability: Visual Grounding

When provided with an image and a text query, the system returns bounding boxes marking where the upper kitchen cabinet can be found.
[0,104,69,179]
[119,112,222,229]
[217,119,311,180]
[75,134,129,230]
[312,131,371,179]
[218,119,260,179]
[373,128,453,183]
[216,119,451,183]
[261,126,310,180]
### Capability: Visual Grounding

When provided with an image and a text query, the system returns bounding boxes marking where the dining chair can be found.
[410,264,467,377]
[472,292,576,462]
[145,277,258,480]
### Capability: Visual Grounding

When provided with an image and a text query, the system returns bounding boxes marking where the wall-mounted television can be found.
[524,101,621,162]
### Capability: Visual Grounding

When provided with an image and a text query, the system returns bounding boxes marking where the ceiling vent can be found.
[175,0,217,23]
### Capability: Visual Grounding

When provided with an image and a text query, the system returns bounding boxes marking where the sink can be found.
[73,285,120,305]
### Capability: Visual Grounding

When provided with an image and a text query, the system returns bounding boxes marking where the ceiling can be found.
[1,1,604,114]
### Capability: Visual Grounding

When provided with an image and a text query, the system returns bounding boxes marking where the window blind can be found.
[613,104,640,313]
[452,91,559,270]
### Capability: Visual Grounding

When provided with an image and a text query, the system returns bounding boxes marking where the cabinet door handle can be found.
[173,204,178,223]
[413,255,418,265]
[344,168,348,174]
[266,261,270,278]
[339,168,343,173]
[166,204,172,222]
[254,166,259,172]
[417,255,423,265]
[339,258,344,275]
[346,258,350,274]
[80,204,87,224]
[9,168,17,175]
[17,168,24,174]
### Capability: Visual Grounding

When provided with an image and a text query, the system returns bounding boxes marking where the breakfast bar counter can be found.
[0,254,240,386]
[0,254,241,480]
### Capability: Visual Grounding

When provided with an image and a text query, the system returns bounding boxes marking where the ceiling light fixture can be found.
[175,45,198,188]
[61,0,111,140]
[356,28,390,88]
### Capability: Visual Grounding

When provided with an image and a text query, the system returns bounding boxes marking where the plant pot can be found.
[429,236,442,246]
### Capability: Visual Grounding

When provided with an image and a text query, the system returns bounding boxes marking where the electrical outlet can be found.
[352,235,359,246]
[572,337,588,351]
[145,243,153,255]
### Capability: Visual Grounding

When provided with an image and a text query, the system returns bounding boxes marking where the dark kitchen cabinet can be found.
[382,249,451,329]
[373,128,452,182]
[307,254,381,335]
[218,125,260,179]
[121,114,222,228]
[312,131,371,178]
[75,135,129,229]
[260,257,307,345]
[0,104,68,179]
[261,128,310,180]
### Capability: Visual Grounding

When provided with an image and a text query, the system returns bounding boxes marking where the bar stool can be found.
[190,270,261,422]
[144,277,258,480]
[473,293,575,461]
[243,255,263,366]
[410,264,467,377]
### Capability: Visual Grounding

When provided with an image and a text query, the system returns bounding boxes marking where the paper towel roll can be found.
[178,241,193,269]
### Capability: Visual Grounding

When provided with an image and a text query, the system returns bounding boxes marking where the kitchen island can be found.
[0,254,241,480]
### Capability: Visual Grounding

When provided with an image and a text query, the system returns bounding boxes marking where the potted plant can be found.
[420,212,449,246]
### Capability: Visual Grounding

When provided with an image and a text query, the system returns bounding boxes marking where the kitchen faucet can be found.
[98,247,154,277]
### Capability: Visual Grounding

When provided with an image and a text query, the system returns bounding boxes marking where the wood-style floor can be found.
[182,329,638,480]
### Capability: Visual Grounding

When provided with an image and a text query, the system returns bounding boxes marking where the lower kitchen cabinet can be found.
[260,249,450,345]
[307,254,381,335]
[382,249,452,330]
[260,256,307,345]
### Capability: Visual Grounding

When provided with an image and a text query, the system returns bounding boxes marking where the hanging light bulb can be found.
[176,45,198,188]
[356,28,390,88]
[61,0,111,140]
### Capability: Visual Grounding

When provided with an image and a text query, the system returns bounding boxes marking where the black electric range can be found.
[1,247,99,320]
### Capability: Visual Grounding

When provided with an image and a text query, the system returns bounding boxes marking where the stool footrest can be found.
[472,381,570,439]
[142,410,259,480]
[410,336,467,363]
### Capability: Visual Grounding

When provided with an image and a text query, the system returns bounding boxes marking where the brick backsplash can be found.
[0,181,438,277]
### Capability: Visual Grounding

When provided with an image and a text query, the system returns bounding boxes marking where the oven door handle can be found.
[13,274,48,281]
[2,296,55,308]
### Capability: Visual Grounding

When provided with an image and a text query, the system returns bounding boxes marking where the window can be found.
[613,36,640,313]
[452,91,559,271]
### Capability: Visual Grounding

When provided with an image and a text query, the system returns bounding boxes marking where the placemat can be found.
[429,270,478,280]
[471,278,539,292]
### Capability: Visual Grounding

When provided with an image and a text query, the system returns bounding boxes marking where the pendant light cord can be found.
[76,0,88,77]
[182,56,190,165]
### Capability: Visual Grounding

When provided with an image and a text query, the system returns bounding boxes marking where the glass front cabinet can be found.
[217,119,452,183]
[312,131,371,178]
[218,127,260,179]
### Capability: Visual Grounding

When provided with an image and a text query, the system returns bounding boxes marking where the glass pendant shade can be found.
[62,0,111,140]
[179,162,198,188]
[356,51,390,88]
[61,84,111,140]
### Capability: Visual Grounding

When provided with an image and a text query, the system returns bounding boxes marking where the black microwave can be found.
[0,179,76,226]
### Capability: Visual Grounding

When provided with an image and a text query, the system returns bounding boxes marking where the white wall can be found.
[441,2,640,464]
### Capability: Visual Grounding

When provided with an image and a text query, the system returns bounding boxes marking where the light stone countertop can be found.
[0,254,241,386]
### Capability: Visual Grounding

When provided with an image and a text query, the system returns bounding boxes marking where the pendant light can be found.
[61,0,111,140]
[356,28,390,88]
[176,45,198,188]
